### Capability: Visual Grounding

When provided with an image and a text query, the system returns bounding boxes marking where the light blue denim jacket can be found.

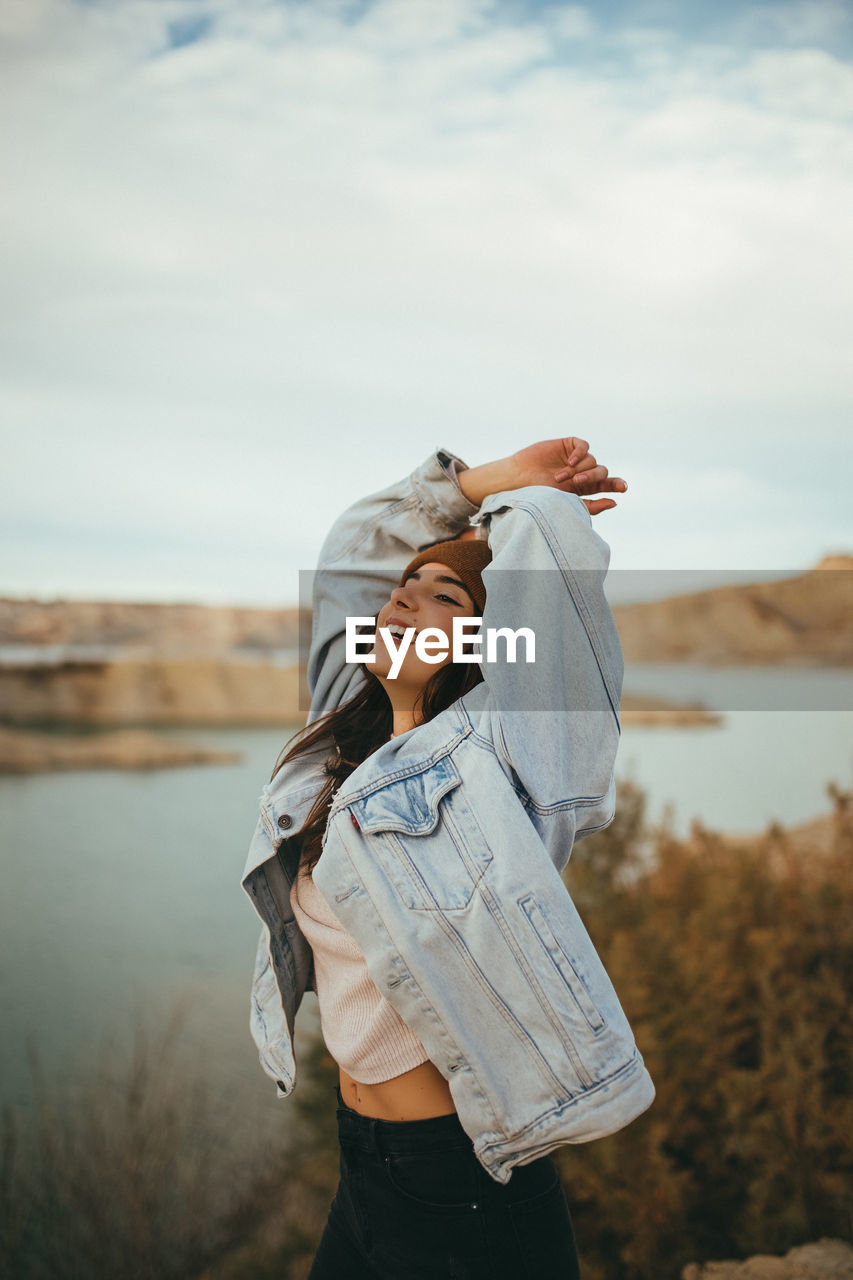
[241,449,655,1184]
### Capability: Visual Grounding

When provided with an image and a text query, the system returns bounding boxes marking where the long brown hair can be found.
[272,657,484,875]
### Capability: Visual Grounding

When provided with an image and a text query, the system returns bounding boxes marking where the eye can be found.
[435,593,462,606]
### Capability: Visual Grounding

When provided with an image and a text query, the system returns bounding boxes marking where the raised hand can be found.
[510,437,627,515]
[457,438,627,515]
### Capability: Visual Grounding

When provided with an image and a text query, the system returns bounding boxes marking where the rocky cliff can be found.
[0,598,307,730]
[612,556,853,666]
[3,556,849,667]
[0,658,304,727]
[0,598,302,653]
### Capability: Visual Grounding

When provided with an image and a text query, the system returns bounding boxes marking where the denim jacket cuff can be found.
[469,485,592,530]
[410,448,481,535]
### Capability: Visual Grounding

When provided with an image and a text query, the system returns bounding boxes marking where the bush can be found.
[558,780,853,1279]
[0,1003,297,1280]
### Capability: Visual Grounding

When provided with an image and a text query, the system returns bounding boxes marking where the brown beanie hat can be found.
[399,537,492,615]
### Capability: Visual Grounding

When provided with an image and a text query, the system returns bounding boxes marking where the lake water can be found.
[2,672,852,1116]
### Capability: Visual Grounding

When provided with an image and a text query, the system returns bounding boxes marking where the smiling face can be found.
[368,561,478,693]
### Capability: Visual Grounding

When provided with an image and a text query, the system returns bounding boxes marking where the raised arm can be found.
[307,449,479,724]
[463,440,627,851]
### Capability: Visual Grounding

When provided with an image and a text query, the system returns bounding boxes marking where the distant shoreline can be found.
[0,726,240,773]
[2,558,851,669]
[0,694,719,774]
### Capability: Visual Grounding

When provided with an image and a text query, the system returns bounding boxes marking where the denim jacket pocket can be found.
[519,893,606,1034]
[348,756,493,912]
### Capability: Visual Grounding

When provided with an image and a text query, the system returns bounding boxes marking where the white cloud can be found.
[740,49,853,129]
[1,0,851,601]
[544,5,596,43]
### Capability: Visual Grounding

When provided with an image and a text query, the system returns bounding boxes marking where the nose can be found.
[389,584,416,612]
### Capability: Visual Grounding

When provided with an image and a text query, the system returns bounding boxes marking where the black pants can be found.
[307,1090,581,1279]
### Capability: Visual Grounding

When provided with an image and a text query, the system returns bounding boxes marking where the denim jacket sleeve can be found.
[306,449,480,724]
[469,485,623,837]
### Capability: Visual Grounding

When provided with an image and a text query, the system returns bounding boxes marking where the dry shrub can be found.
[0,1001,299,1279]
[559,780,853,1279]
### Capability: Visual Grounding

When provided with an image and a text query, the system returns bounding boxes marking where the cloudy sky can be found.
[2,0,851,605]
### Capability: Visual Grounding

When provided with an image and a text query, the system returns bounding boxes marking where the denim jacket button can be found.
[277,814,293,831]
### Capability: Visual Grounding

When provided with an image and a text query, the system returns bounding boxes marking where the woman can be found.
[241,439,655,1278]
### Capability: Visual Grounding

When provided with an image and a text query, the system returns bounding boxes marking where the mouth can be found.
[382,616,417,639]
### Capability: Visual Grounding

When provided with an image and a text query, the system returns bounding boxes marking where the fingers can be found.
[592,474,627,493]
[554,444,596,484]
[556,462,628,493]
[553,439,589,480]
[552,443,628,501]
[583,497,617,516]
[565,437,589,469]
[576,473,627,494]
[571,457,603,485]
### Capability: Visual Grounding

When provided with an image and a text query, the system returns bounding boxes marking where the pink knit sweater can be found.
[290,869,429,1084]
